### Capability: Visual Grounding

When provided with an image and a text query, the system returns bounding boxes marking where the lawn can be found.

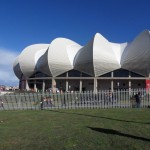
[0,108,150,150]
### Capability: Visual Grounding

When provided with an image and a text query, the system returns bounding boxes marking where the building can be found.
[13,30,150,92]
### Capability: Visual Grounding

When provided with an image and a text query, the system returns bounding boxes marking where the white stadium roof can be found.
[13,30,150,79]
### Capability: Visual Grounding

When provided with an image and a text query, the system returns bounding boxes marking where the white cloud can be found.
[0,48,19,86]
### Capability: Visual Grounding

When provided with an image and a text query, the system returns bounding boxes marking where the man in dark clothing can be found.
[40,96,44,110]
[135,92,141,108]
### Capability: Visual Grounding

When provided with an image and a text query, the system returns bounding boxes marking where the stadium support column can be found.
[52,78,56,92]
[111,71,114,92]
[94,78,97,93]
[25,80,30,91]
[42,80,45,92]
[66,72,68,92]
[129,72,131,96]
[34,80,37,92]
[66,81,68,92]
[79,80,82,93]
[79,72,82,93]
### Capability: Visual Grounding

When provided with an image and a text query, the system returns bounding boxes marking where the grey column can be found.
[129,72,131,96]
[79,72,82,93]
[94,78,97,93]
[66,72,68,92]
[111,71,114,92]
[66,80,68,92]
[42,80,45,92]
[52,78,56,92]
[79,79,82,93]
[34,80,37,92]
[25,80,30,91]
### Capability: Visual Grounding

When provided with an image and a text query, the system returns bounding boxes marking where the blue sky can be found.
[0,0,150,86]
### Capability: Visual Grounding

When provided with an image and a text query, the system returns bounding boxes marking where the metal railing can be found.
[0,89,150,110]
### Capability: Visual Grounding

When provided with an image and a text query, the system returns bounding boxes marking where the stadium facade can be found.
[13,30,150,92]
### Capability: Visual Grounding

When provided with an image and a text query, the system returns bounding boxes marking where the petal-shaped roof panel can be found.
[121,30,150,76]
[93,33,121,76]
[109,42,127,64]
[19,44,49,78]
[74,37,95,76]
[48,38,81,77]
[67,44,82,66]
[36,50,52,76]
[74,33,121,76]
[13,56,22,79]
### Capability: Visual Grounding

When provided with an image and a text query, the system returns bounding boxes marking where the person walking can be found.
[0,99,4,109]
[135,92,141,108]
[40,96,44,110]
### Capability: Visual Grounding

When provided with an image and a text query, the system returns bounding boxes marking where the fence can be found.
[0,89,150,110]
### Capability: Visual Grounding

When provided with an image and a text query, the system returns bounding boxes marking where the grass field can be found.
[0,108,150,150]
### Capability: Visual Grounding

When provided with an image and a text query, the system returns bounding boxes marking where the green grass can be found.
[0,109,150,150]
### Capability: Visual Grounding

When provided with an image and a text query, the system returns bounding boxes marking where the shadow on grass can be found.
[47,110,150,125]
[87,127,150,142]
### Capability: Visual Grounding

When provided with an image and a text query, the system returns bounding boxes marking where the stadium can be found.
[13,30,150,92]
